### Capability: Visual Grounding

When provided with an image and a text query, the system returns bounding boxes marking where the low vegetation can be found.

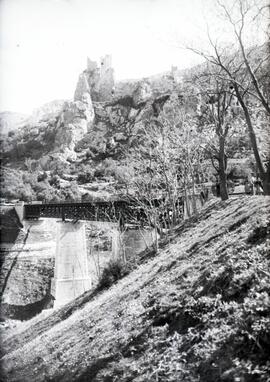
[1,196,269,381]
[97,259,129,291]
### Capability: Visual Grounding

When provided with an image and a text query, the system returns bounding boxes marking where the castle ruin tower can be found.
[99,54,115,102]
[75,55,115,103]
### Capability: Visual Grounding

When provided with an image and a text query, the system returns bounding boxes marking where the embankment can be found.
[1,196,269,382]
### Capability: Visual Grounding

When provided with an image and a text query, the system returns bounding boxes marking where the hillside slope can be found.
[1,196,270,382]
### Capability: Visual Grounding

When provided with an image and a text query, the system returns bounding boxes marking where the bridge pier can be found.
[111,227,122,260]
[14,201,25,225]
[61,207,65,221]
[53,220,91,307]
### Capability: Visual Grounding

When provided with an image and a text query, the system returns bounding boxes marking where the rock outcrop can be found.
[74,73,91,102]
[54,93,95,161]
[49,69,95,160]
[132,81,153,106]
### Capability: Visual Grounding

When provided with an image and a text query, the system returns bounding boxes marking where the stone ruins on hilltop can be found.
[74,54,183,104]
[75,55,115,103]
[1,55,184,164]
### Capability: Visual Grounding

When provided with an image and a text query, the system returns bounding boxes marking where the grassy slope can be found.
[1,196,270,382]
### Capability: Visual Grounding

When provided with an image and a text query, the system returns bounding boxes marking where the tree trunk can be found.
[233,84,268,193]
[262,163,270,195]
[262,178,270,195]
[219,136,229,200]
[153,215,159,252]
[184,188,191,219]
[191,183,198,215]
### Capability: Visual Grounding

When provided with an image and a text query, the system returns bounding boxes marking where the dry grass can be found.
[0,196,269,381]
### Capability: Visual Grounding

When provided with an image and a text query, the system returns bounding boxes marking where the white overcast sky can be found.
[0,0,265,114]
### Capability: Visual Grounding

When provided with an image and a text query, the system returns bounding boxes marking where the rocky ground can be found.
[0,196,269,381]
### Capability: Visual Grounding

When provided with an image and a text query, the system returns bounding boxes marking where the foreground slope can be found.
[1,196,270,382]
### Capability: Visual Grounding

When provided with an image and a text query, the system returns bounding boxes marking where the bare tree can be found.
[124,95,206,232]
[217,0,270,114]
[186,0,270,193]
[193,69,242,200]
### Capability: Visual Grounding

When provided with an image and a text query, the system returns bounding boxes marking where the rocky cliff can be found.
[1,57,178,163]
[1,55,184,202]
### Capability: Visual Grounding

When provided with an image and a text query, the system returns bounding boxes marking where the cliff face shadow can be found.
[0,288,54,321]
[0,208,23,244]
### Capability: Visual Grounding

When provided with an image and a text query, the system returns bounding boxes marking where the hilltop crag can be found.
[1,56,184,202]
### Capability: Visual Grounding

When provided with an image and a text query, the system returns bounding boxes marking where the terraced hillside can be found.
[1,196,270,382]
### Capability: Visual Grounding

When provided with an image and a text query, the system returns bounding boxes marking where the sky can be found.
[0,0,265,114]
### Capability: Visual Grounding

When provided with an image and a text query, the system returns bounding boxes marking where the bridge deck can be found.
[25,201,132,222]
[24,198,185,225]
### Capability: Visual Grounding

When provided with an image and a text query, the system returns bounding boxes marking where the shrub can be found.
[1,169,35,202]
[97,259,127,290]
[64,183,81,202]
[37,172,48,182]
[94,166,106,178]
[77,170,94,184]
[227,164,252,182]
[49,174,61,187]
